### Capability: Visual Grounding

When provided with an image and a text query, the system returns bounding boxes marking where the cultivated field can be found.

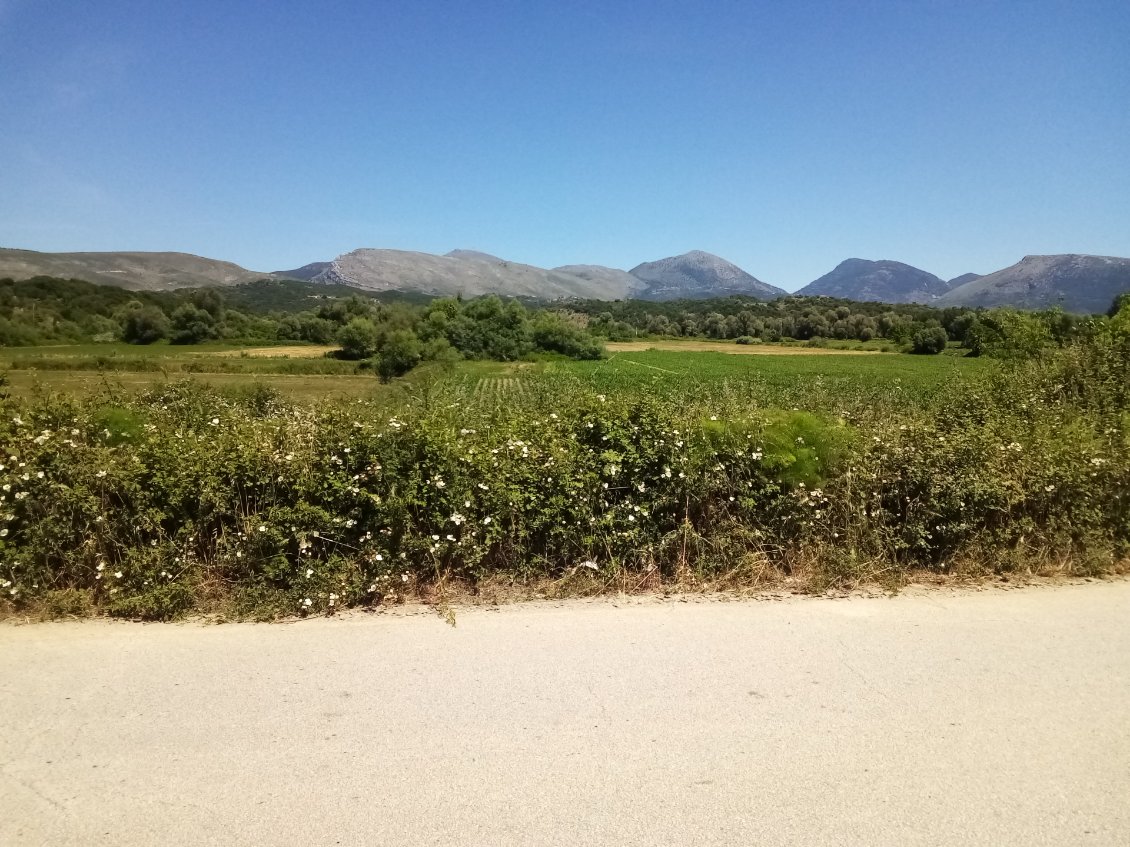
[0,333,1124,621]
[605,339,883,355]
[0,341,987,405]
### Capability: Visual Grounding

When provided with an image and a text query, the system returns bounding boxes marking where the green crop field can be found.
[0,342,992,414]
[546,349,989,407]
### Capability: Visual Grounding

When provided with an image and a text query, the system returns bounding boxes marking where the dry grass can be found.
[205,345,338,358]
[605,340,884,356]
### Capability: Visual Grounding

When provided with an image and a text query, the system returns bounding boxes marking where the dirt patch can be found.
[605,341,884,356]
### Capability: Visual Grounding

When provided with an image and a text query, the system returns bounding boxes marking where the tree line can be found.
[572,294,1111,356]
[2,277,1124,369]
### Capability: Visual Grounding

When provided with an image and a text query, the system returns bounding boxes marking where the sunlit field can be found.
[0,342,990,409]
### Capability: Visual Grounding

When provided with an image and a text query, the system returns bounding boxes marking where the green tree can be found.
[910,326,948,354]
[531,313,604,359]
[377,329,423,381]
[169,304,219,344]
[121,305,169,344]
[966,310,1051,359]
[336,317,381,360]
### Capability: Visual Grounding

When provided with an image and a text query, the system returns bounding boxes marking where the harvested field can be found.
[206,345,337,358]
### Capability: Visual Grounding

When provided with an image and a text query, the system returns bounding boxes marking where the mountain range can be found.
[2,245,1128,313]
[0,247,262,290]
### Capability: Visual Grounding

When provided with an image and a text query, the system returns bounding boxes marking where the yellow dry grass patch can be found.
[207,345,337,358]
[605,340,883,356]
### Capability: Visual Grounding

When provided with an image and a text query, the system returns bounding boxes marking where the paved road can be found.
[3,582,1129,846]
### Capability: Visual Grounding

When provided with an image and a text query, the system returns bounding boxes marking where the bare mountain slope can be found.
[0,248,264,290]
[311,249,614,299]
[946,272,982,289]
[796,258,950,304]
[553,264,649,299]
[628,251,785,300]
[937,254,1130,313]
[272,261,332,281]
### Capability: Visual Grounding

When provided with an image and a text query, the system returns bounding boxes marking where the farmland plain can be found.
[0,341,990,408]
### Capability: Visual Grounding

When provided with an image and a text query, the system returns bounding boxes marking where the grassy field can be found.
[0,341,990,409]
[605,339,884,355]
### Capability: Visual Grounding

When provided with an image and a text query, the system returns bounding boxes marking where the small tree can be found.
[336,317,380,360]
[169,304,219,344]
[121,305,169,344]
[376,329,422,381]
[910,326,948,354]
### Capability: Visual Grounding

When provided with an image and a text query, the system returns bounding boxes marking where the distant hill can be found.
[210,278,435,314]
[946,272,982,289]
[310,248,616,299]
[272,261,332,281]
[0,248,264,290]
[553,264,648,299]
[10,245,1127,312]
[937,254,1130,313]
[443,249,506,262]
[796,259,950,304]
[627,251,786,301]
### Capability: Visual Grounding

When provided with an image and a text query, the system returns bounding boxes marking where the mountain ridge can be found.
[628,250,786,300]
[796,258,951,304]
[937,254,1130,313]
[4,246,1129,312]
[0,248,264,290]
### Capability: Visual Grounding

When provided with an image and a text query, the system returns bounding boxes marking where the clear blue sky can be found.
[1,0,1127,290]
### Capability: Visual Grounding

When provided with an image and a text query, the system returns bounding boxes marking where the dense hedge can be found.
[0,330,1126,619]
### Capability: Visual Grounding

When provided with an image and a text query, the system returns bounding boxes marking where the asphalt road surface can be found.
[3,581,1129,846]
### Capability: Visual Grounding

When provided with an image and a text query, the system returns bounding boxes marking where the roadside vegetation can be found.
[1,296,1126,620]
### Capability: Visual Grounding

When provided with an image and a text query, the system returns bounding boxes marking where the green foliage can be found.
[0,328,1125,620]
[530,312,604,359]
[377,329,423,381]
[965,309,1052,359]
[337,317,381,360]
[121,304,169,344]
[169,304,221,344]
[911,326,948,354]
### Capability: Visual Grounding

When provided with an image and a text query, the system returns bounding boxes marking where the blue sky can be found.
[1,1,1127,290]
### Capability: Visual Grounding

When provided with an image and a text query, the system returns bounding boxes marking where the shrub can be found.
[337,317,381,360]
[377,329,423,381]
[911,326,948,354]
[121,306,169,344]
